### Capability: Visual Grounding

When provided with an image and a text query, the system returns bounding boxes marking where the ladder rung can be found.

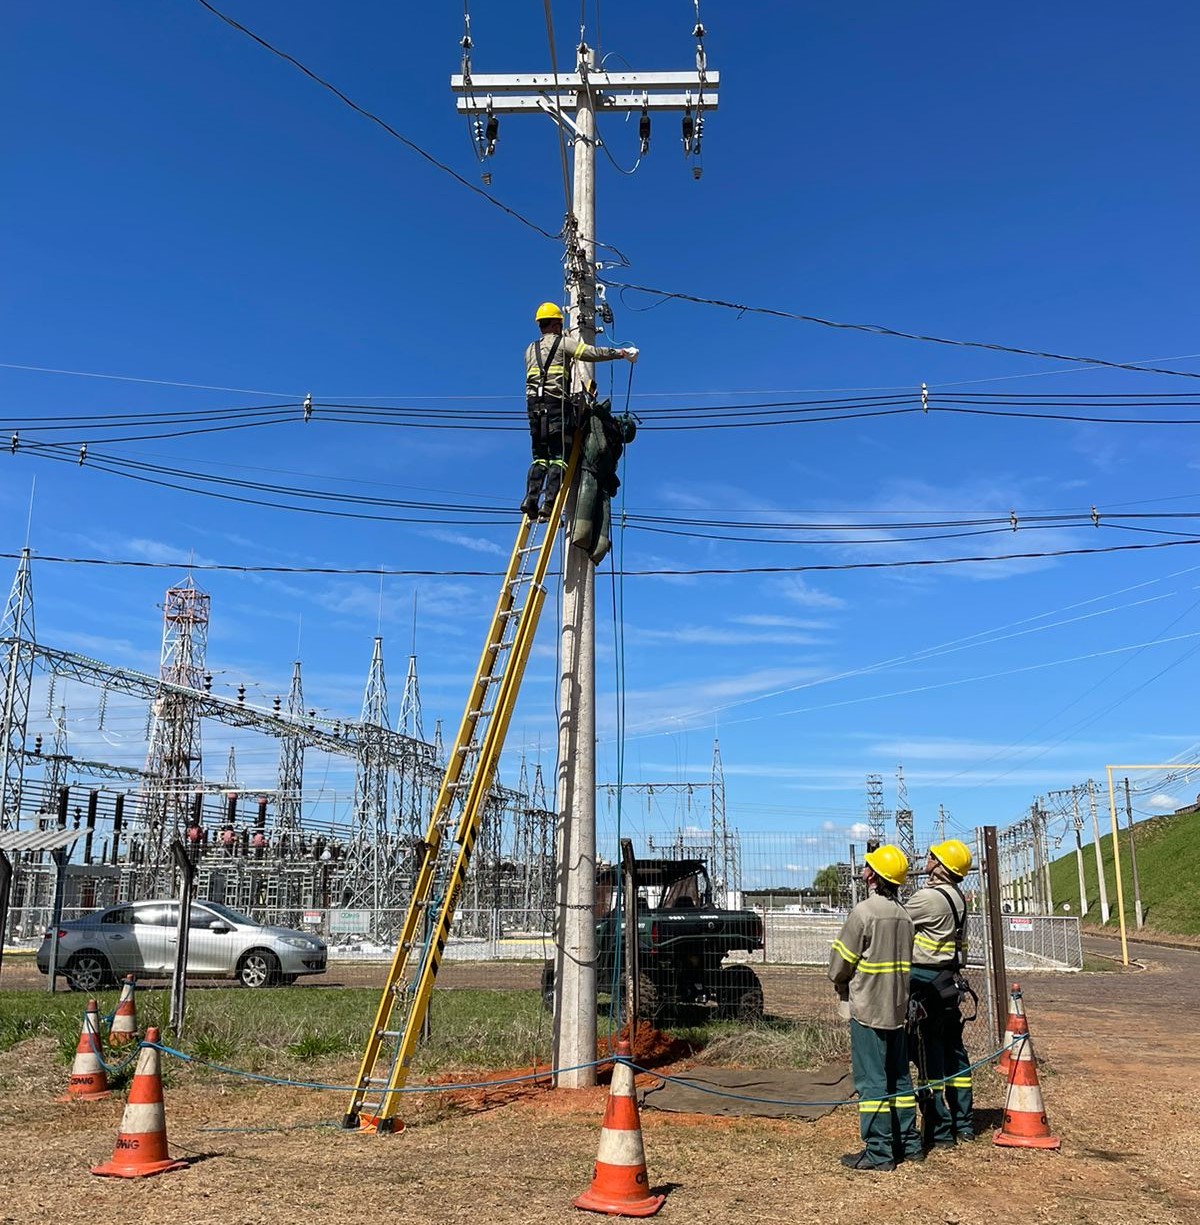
[378,1030,403,1040]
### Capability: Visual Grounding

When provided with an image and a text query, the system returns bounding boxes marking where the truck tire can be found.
[718,965,764,1023]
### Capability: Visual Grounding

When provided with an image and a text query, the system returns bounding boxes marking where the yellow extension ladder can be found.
[342,449,578,1133]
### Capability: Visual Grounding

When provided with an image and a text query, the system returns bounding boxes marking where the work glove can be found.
[623,346,639,364]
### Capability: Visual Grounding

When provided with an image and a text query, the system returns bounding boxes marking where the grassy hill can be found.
[1048,806,1200,936]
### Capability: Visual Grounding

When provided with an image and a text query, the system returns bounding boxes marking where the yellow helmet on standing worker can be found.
[929,838,972,879]
[864,844,909,886]
[535,301,564,323]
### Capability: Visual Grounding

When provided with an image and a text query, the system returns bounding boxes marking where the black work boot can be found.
[520,464,545,519]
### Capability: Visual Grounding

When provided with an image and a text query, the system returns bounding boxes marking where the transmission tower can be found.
[894,763,915,872]
[42,705,70,812]
[391,647,432,850]
[865,773,886,848]
[223,744,240,791]
[347,637,391,910]
[710,736,739,902]
[275,660,303,836]
[0,548,35,830]
[141,577,209,881]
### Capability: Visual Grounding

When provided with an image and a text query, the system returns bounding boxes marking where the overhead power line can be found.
[4,537,1200,579]
[193,0,562,241]
[603,278,1200,380]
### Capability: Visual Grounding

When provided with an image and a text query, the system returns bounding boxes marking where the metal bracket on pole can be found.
[535,96,590,141]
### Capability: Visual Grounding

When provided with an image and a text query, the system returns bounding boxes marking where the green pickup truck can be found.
[597,857,765,1023]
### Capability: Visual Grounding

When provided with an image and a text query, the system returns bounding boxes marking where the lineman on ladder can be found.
[521,301,638,520]
[907,839,976,1148]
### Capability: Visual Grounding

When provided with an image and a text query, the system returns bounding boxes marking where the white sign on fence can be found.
[302,910,323,926]
[1008,917,1034,932]
[329,909,371,934]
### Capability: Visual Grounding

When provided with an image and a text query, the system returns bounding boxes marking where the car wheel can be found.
[65,950,115,993]
[237,949,281,989]
[717,965,764,1023]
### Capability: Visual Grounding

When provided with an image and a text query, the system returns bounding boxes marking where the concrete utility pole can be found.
[453,39,718,1089]
[1071,786,1088,916]
[1087,778,1111,923]
[1122,778,1145,929]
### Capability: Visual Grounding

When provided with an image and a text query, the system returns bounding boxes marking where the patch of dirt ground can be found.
[1,937,1198,1224]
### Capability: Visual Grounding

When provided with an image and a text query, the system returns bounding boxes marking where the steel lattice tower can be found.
[42,705,69,815]
[391,649,429,847]
[0,548,35,830]
[141,577,209,878]
[894,764,915,888]
[223,744,240,791]
[865,773,886,847]
[710,737,739,902]
[275,660,304,835]
[348,637,391,909]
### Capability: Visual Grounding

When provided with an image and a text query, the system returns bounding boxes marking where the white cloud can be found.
[779,577,847,610]
[421,528,507,557]
[1146,792,1182,812]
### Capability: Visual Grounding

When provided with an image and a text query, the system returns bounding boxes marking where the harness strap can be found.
[933,885,967,969]
[533,333,563,401]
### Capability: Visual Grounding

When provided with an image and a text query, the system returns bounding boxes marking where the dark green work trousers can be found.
[850,1018,922,1164]
[910,965,975,1145]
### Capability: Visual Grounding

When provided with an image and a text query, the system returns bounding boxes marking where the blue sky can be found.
[4,2,1200,857]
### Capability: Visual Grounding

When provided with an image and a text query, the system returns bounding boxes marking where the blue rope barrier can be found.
[130,1033,1023,1111]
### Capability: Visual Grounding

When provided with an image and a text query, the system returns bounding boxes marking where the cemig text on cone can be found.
[994,990,1061,1151]
[574,1040,664,1218]
[92,1028,188,1178]
[59,999,110,1102]
[108,975,140,1046]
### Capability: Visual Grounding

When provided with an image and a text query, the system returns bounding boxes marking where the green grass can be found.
[0,986,557,1077]
[1048,805,1200,935]
[0,984,846,1083]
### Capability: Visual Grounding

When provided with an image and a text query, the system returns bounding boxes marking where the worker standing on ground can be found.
[828,845,923,1172]
[907,839,975,1148]
[521,301,638,519]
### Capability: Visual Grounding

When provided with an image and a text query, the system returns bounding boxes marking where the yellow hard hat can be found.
[864,844,909,887]
[535,301,564,323]
[930,838,972,879]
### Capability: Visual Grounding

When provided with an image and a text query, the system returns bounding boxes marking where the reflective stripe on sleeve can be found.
[830,940,861,966]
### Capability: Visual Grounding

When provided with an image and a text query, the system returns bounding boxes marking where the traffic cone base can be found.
[993,1032,1060,1151]
[108,976,139,1047]
[60,1000,110,1102]
[91,1029,188,1179]
[573,1043,664,1217]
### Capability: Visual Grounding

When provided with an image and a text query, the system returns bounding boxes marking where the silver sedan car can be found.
[37,899,327,990]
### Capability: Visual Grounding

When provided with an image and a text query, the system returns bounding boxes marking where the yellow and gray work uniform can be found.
[906,881,974,1144]
[524,334,626,402]
[521,333,626,515]
[828,891,922,1165]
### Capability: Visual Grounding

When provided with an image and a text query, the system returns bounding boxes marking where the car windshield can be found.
[197,901,257,926]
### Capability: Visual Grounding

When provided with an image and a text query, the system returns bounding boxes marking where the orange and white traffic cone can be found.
[994,1026,1061,1151]
[59,1000,110,1102]
[997,982,1024,1077]
[108,976,140,1047]
[573,1041,664,1218]
[91,1028,189,1178]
